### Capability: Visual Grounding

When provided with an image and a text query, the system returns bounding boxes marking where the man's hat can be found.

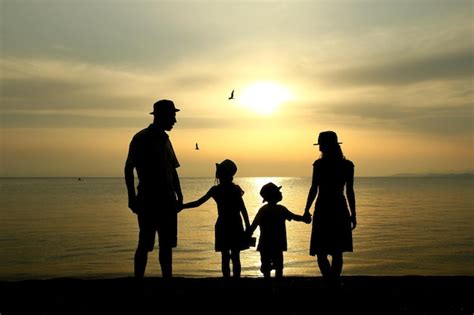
[150,99,180,115]
[260,182,282,202]
[215,159,237,177]
[314,131,342,146]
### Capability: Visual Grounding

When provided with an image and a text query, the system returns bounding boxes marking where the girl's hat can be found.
[260,182,282,202]
[215,159,237,177]
[314,130,342,146]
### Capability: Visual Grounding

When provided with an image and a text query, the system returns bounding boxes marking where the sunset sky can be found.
[1,0,472,177]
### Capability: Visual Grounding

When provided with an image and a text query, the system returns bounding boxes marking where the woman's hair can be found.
[321,143,345,160]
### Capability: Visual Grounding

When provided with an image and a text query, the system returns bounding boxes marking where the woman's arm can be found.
[304,186,317,214]
[346,166,357,230]
[304,165,318,215]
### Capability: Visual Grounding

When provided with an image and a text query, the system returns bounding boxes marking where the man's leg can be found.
[159,246,172,279]
[135,214,153,278]
[134,246,148,278]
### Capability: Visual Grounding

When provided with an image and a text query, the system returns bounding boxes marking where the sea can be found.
[0,176,472,280]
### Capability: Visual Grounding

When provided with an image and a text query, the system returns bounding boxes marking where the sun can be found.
[238,81,292,115]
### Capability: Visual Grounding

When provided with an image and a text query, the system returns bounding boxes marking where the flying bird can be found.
[195,143,200,150]
[228,90,234,100]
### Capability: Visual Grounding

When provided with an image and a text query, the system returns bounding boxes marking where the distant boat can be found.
[228,90,234,100]
[195,143,200,150]
[78,177,82,181]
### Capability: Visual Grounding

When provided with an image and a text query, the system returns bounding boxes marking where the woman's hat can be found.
[314,131,342,146]
[215,159,237,177]
[260,182,282,202]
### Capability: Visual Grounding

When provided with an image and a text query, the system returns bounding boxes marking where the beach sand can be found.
[1,276,472,314]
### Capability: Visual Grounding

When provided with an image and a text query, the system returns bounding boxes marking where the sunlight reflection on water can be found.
[0,176,472,279]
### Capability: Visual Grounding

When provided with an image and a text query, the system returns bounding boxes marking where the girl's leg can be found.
[230,249,242,278]
[221,251,231,278]
[230,250,241,278]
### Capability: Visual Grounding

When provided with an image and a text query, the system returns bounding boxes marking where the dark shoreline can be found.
[1,276,472,314]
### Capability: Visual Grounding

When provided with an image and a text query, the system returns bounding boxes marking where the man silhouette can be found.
[124,99,183,278]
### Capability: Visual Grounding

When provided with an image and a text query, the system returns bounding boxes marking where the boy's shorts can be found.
[260,250,284,274]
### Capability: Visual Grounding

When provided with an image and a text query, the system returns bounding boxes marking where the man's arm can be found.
[124,160,138,213]
[124,139,138,214]
[173,168,183,206]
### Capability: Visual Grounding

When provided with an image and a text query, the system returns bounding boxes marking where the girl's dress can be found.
[309,158,354,255]
[209,183,248,251]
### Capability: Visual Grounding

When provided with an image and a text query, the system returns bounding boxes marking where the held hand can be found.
[351,215,357,230]
[303,212,312,224]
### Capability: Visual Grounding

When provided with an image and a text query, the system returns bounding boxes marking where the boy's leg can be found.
[260,252,271,278]
[273,251,284,278]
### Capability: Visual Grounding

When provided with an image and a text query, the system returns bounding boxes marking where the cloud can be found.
[307,101,473,137]
[321,48,474,87]
[0,111,240,130]
[0,58,160,112]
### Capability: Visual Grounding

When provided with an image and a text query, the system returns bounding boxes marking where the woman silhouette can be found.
[303,131,356,287]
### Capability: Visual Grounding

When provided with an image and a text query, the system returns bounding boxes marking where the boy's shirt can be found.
[252,204,299,252]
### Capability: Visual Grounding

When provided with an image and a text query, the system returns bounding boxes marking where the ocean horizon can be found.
[1,176,472,280]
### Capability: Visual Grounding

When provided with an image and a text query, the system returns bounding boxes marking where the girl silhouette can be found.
[180,159,251,278]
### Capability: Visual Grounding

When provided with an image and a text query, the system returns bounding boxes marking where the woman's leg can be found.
[331,252,343,278]
[317,254,331,278]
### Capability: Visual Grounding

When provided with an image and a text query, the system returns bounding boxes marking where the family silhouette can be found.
[124,99,357,283]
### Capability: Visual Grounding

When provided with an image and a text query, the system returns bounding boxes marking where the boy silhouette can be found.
[247,182,311,278]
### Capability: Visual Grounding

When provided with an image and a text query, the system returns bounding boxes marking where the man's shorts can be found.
[137,204,177,251]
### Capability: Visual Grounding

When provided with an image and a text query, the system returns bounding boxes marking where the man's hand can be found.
[128,196,140,214]
[176,199,183,213]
